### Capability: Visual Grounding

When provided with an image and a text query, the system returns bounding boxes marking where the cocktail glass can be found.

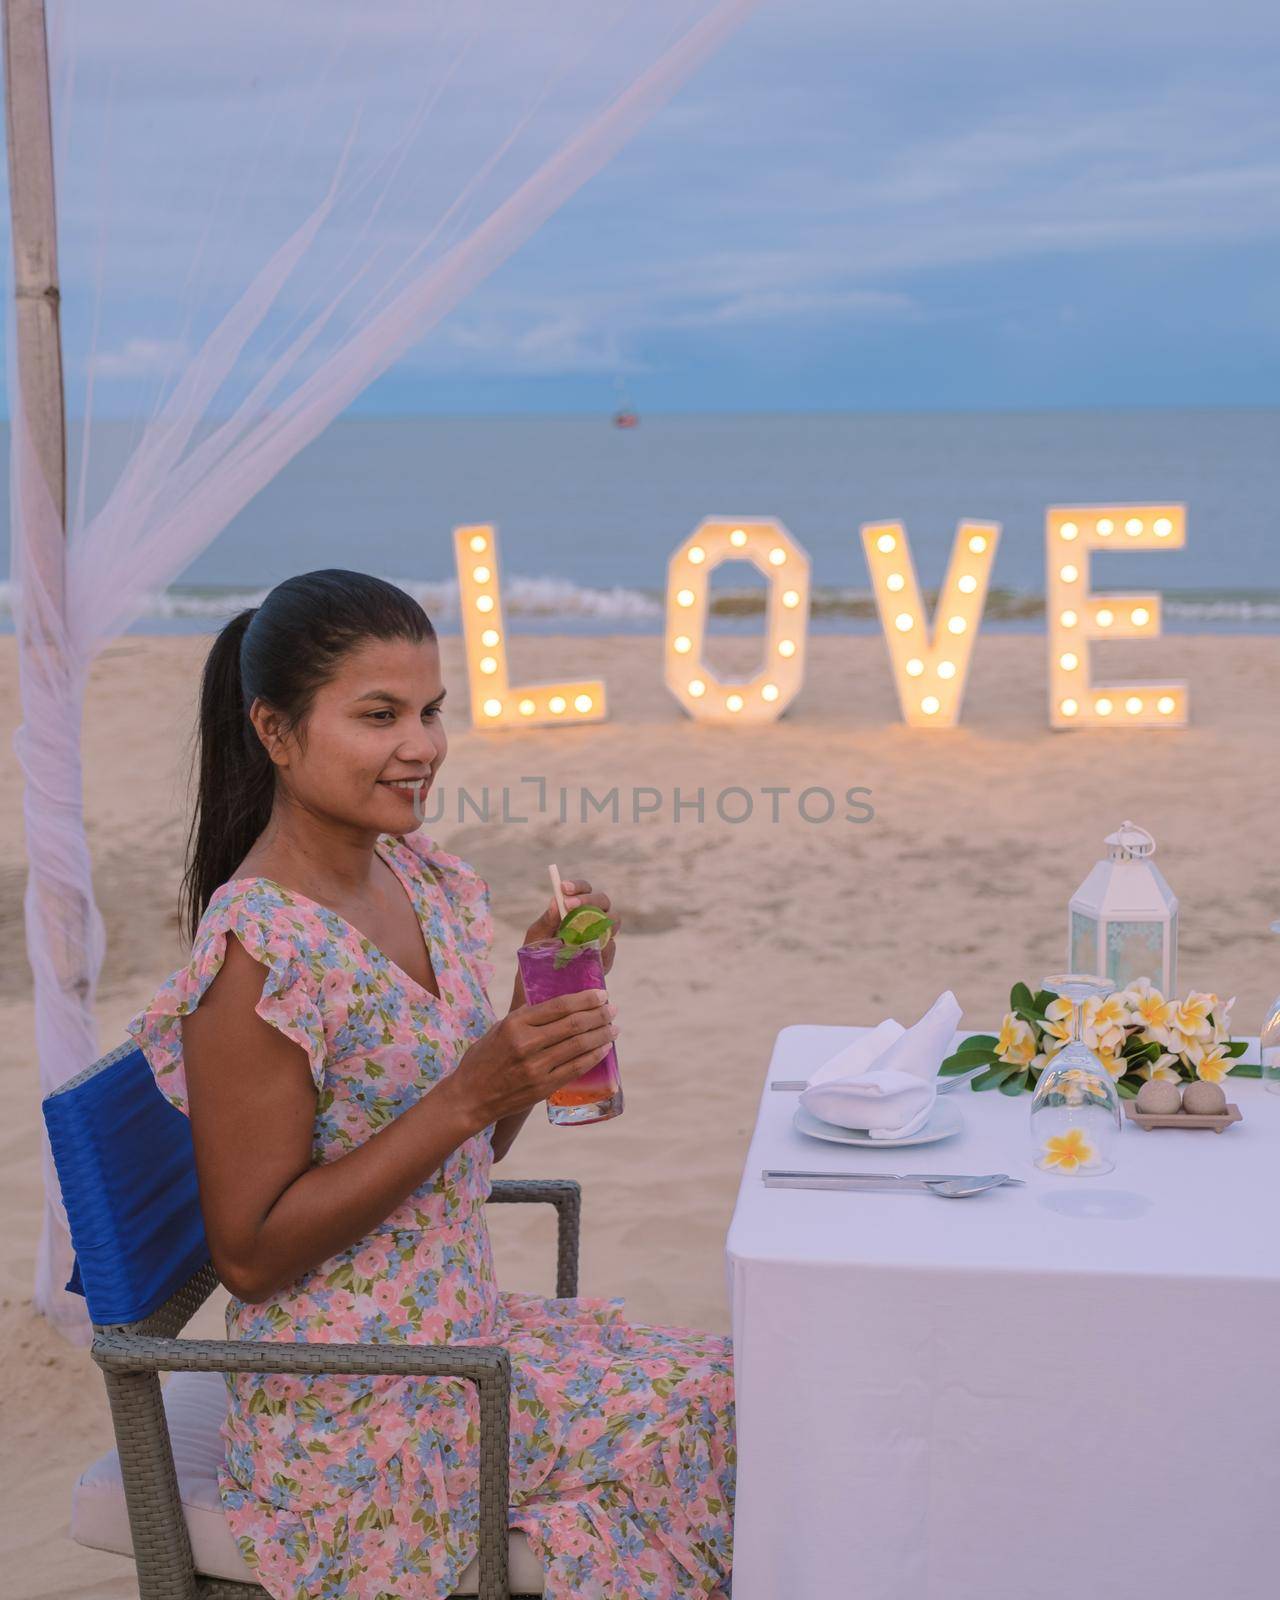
[516,937,623,1126]
[1030,973,1122,1175]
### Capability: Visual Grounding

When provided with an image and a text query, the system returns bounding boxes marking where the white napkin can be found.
[798,991,963,1139]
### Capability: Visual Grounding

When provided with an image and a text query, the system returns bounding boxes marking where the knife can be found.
[761,1168,1026,1189]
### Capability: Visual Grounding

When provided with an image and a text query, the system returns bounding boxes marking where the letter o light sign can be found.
[664,518,810,725]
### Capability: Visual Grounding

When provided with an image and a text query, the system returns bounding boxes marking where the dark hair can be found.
[180,569,436,946]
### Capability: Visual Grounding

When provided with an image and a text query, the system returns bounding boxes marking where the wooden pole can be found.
[3,0,65,534]
[5,0,98,1338]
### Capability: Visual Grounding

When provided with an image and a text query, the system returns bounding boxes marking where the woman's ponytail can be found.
[179,607,274,945]
[178,571,436,947]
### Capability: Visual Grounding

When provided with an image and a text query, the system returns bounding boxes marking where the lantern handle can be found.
[1105,820,1156,861]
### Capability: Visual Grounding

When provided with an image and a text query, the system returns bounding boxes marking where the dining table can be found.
[725,1023,1280,1600]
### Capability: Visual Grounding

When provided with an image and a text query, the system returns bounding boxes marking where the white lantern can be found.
[1068,821,1178,995]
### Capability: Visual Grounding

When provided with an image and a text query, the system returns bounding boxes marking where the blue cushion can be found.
[42,1046,210,1326]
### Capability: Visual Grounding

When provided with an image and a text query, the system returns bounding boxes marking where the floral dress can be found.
[126,829,735,1600]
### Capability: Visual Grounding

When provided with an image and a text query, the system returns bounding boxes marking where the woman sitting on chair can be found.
[127,569,735,1600]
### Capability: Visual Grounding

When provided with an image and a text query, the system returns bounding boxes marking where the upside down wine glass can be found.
[1029,974,1122,1176]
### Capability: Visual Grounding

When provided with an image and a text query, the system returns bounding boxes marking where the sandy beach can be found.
[3,628,1278,1596]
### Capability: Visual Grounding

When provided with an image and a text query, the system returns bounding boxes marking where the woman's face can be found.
[258,634,448,835]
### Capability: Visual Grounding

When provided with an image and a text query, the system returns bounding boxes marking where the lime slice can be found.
[557,906,613,946]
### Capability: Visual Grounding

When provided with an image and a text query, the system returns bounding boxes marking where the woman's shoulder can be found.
[126,878,329,1115]
[196,873,325,959]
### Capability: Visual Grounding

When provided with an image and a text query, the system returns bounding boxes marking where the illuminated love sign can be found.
[1045,505,1187,728]
[453,523,606,729]
[453,504,1187,732]
[664,518,809,725]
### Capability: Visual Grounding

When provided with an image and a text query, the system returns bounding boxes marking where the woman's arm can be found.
[182,932,615,1302]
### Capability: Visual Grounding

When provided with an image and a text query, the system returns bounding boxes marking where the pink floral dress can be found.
[126,829,735,1599]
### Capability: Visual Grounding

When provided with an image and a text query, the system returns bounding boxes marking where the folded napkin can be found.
[798,991,963,1139]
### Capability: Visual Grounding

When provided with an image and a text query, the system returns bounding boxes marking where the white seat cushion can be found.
[72,1369,544,1595]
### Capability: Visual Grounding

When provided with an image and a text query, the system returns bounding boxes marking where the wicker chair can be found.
[43,1040,583,1599]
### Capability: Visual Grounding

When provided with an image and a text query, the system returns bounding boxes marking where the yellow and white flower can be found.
[1211,995,1237,1043]
[1170,991,1216,1042]
[1042,997,1075,1048]
[1138,1051,1182,1083]
[1193,1043,1233,1083]
[996,1013,1037,1067]
[1040,1126,1098,1174]
[1082,994,1127,1054]
[1094,1044,1126,1080]
[1121,983,1175,1044]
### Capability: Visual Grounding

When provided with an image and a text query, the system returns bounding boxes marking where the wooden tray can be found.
[1124,1101,1242,1133]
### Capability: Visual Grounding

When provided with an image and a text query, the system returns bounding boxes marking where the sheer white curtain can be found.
[6,0,756,1341]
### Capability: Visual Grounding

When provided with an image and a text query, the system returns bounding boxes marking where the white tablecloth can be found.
[726,1025,1280,1600]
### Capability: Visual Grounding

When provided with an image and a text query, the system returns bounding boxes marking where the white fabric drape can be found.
[6,0,756,1341]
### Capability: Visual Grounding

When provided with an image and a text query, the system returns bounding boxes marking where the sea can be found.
[2,409,1277,636]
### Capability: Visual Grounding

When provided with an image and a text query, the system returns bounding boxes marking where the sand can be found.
[3,629,1278,1596]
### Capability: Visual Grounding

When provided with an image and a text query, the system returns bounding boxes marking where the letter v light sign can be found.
[861,520,1001,728]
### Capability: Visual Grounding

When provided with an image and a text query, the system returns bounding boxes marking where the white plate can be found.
[793,1098,965,1148]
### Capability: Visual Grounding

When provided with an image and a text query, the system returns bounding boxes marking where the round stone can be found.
[1182,1080,1228,1116]
[1136,1079,1183,1115]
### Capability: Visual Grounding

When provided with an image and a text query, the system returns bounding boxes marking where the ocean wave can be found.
[1163,597,1280,623]
[2,578,1278,627]
[0,575,666,624]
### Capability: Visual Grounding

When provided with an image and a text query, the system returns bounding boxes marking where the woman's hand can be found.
[444,990,619,1131]
[523,876,621,975]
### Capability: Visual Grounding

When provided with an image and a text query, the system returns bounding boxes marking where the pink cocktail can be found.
[516,938,623,1126]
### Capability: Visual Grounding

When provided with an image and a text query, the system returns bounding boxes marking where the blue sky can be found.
[4,0,1279,415]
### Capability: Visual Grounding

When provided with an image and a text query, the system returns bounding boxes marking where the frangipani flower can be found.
[1194,1043,1234,1083]
[1042,997,1075,1047]
[1082,994,1127,1053]
[1171,992,1216,1041]
[1040,1126,1097,1174]
[996,1013,1037,1067]
[1094,1044,1126,1080]
[1123,984,1175,1042]
[1139,1052,1182,1083]
[1211,995,1237,1043]
[1046,1065,1110,1106]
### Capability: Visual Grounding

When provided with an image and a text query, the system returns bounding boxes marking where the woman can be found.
[126,570,735,1600]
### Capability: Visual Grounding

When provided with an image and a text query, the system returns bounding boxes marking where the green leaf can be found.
[1225,1040,1249,1059]
[971,1065,1014,1092]
[1117,1077,1141,1099]
[999,1071,1029,1096]
[1032,990,1058,1013]
[940,1047,998,1073]
[1010,981,1034,1012]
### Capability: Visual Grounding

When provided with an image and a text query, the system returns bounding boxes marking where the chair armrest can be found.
[487,1178,581,1297]
[93,1332,511,1600]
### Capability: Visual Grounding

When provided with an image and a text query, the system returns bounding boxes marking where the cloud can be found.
[4,0,1278,406]
[92,337,189,379]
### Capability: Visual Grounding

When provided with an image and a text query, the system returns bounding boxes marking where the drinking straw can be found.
[548,863,568,921]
